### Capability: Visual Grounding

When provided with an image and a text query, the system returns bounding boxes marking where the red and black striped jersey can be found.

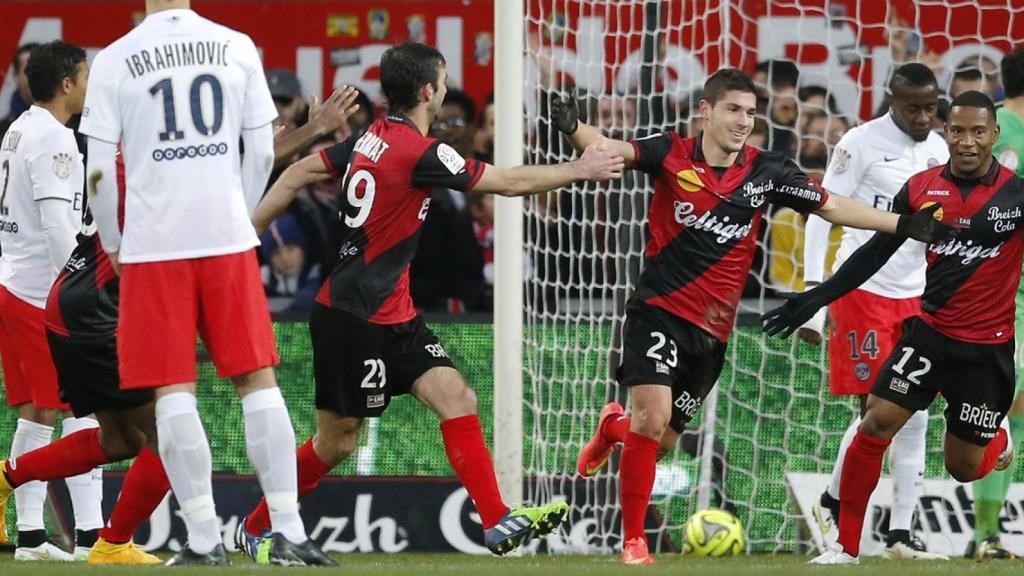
[44,233,118,338]
[896,161,1024,343]
[45,146,124,338]
[630,133,829,341]
[315,115,485,324]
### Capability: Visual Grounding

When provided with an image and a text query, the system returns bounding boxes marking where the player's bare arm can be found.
[273,85,361,167]
[252,151,334,234]
[550,92,637,165]
[471,139,624,197]
[813,194,951,243]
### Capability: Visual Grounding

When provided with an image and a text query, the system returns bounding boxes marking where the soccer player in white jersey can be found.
[79,0,332,566]
[800,63,949,560]
[0,41,105,562]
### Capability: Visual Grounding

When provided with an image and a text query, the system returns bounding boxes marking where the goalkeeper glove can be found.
[550,91,580,135]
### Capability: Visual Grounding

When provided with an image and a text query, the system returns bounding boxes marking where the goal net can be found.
[520,0,1022,554]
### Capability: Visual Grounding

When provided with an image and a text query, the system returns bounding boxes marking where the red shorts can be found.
[118,250,279,389]
[0,286,67,409]
[828,288,919,396]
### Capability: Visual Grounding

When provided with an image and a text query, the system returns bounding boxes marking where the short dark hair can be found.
[380,42,445,114]
[889,62,938,93]
[26,41,86,102]
[953,67,984,83]
[442,88,476,122]
[798,84,839,112]
[703,68,756,106]
[755,59,799,89]
[12,42,39,73]
[1001,46,1024,99]
[949,90,997,118]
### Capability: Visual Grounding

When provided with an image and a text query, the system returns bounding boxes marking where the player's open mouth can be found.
[729,129,746,139]
[957,151,978,159]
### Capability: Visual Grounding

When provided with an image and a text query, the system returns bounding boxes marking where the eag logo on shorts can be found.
[959,402,1001,428]
[673,391,702,419]
[889,376,910,394]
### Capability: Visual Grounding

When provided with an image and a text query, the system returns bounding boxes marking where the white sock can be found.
[827,415,861,499]
[242,388,306,544]
[156,393,221,554]
[889,409,927,532]
[11,418,54,532]
[60,417,105,532]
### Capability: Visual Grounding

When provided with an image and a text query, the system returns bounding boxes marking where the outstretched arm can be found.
[814,195,952,243]
[252,151,333,234]
[762,231,908,338]
[471,139,624,197]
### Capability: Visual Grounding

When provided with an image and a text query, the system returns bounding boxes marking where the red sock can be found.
[5,428,108,486]
[974,426,1009,479]
[440,415,509,529]
[837,430,890,557]
[602,414,631,444]
[99,447,170,544]
[620,431,659,543]
[246,438,332,536]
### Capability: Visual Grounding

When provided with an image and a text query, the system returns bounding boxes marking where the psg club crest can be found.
[854,361,871,382]
[927,157,941,168]
[52,152,74,179]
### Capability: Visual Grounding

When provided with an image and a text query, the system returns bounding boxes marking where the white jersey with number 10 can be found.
[79,8,277,263]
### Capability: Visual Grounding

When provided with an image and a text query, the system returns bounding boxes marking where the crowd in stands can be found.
[0,41,1011,315]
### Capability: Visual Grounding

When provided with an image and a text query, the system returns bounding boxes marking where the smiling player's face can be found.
[703,90,757,156]
[945,105,999,178]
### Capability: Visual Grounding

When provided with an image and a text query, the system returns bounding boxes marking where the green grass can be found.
[0,553,1020,575]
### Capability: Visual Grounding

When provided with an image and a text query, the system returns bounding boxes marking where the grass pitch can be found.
[0,553,1020,575]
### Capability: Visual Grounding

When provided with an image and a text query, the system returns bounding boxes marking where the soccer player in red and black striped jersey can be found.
[763,91,1023,564]
[549,68,954,565]
[234,42,624,560]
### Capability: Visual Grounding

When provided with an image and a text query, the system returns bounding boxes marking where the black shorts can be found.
[871,316,1015,446]
[616,299,727,433]
[310,303,455,418]
[46,330,154,418]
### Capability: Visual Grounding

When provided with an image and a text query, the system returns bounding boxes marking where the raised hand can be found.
[309,85,361,137]
[550,89,580,135]
[577,137,624,181]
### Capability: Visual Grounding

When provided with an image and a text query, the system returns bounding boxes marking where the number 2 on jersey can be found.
[149,74,224,141]
[0,159,9,216]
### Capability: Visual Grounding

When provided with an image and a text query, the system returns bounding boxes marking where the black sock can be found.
[886,528,911,546]
[17,529,47,548]
[820,490,841,517]
[76,528,99,549]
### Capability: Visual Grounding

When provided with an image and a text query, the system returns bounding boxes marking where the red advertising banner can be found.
[0,0,495,114]
[1,1,1021,122]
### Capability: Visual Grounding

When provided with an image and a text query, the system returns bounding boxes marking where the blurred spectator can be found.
[677,88,704,137]
[755,59,800,155]
[595,95,637,141]
[347,90,375,135]
[260,213,321,311]
[472,93,495,163]
[467,192,495,295]
[409,187,488,313]
[267,68,306,129]
[799,85,838,115]
[747,117,770,149]
[0,43,38,139]
[289,135,343,277]
[433,88,477,158]
[796,109,850,167]
[949,60,999,99]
